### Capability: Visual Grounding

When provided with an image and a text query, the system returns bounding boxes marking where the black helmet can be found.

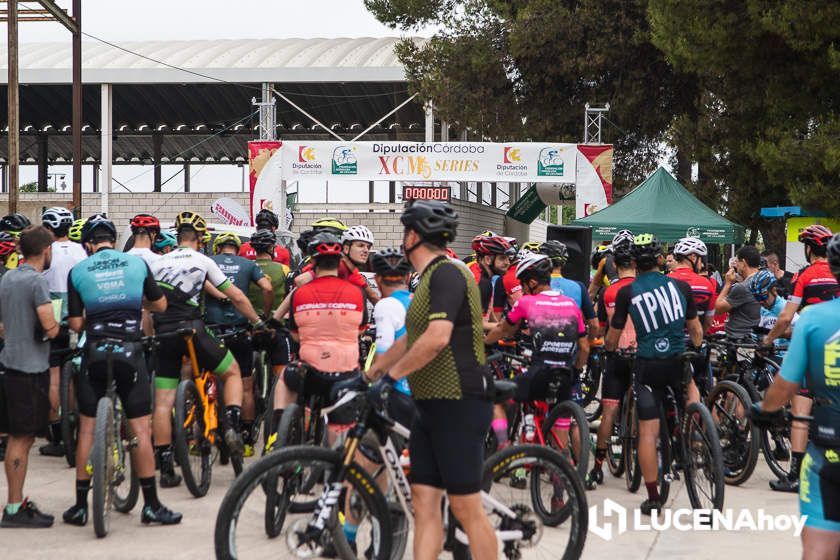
[828,233,840,281]
[307,232,343,257]
[630,233,664,262]
[250,229,277,253]
[370,247,411,277]
[613,241,634,266]
[81,213,117,243]
[297,229,315,253]
[539,240,568,264]
[0,212,31,233]
[255,209,280,230]
[400,201,458,242]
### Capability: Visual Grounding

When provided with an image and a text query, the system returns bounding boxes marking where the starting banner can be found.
[280,141,578,184]
[248,141,283,226]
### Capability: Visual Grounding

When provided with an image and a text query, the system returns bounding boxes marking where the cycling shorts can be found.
[154,320,234,389]
[602,354,633,402]
[77,338,151,420]
[634,357,682,421]
[800,443,840,532]
[513,362,574,404]
[49,328,72,368]
[387,390,417,431]
[281,363,357,424]
[409,398,492,495]
[270,331,291,367]
[211,326,253,378]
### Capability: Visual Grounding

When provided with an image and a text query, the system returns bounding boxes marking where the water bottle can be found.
[523,414,536,442]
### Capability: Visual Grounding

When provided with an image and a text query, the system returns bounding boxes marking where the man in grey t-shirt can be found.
[0,226,59,528]
[715,245,761,339]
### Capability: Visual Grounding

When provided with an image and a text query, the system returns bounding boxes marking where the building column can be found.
[440,120,448,142]
[184,162,190,192]
[152,132,162,192]
[92,163,98,193]
[37,134,48,192]
[101,83,112,214]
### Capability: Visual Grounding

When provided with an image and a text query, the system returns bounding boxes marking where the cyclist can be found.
[126,213,161,265]
[0,213,31,239]
[588,238,637,489]
[39,207,87,457]
[206,232,274,457]
[589,234,624,300]
[152,231,176,255]
[751,270,795,343]
[751,232,840,560]
[606,234,703,515]
[68,218,86,244]
[763,224,838,493]
[540,240,598,338]
[463,230,498,269]
[292,225,376,298]
[311,216,347,236]
[62,215,181,526]
[0,232,16,275]
[501,244,538,306]
[149,211,264,487]
[238,209,291,266]
[714,245,762,340]
[268,232,367,441]
[471,234,513,327]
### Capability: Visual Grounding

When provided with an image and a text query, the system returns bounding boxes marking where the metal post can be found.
[183,162,190,192]
[279,179,287,231]
[1,164,6,194]
[368,181,374,203]
[389,182,396,203]
[491,182,497,207]
[253,83,277,141]
[100,83,112,214]
[71,0,81,212]
[424,101,434,143]
[583,103,610,144]
[7,0,19,212]
[91,163,98,193]
[37,134,48,191]
[440,120,449,142]
[152,133,162,192]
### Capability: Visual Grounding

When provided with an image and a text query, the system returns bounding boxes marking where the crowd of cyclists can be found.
[0,200,837,559]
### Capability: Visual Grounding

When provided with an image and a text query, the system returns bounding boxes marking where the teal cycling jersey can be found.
[205,253,264,325]
[780,298,840,447]
[610,271,698,359]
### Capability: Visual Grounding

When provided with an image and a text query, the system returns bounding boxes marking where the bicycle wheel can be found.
[682,402,726,510]
[656,409,672,504]
[623,395,641,492]
[215,446,392,560]
[262,376,279,455]
[112,409,139,513]
[265,403,305,537]
[91,397,115,538]
[174,379,212,497]
[761,422,793,480]
[707,380,759,485]
[606,404,625,477]
[482,444,587,560]
[541,400,590,481]
[60,360,79,468]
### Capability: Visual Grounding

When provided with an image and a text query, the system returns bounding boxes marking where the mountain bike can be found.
[575,341,604,422]
[214,380,589,560]
[58,337,85,468]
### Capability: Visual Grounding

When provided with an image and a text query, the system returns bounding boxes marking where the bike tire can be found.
[624,395,641,492]
[91,397,115,538]
[261,375,279,455]
[606,403,625,477]
[682,402,726,510]
[214,446,393,560]
[174,379,212,498]
[264,403,304,538]
[761,423,792,480]
[112,410,139,513]
[707,380,759,486]
[59,360,79,468]
[541,400,590,482]
[657,408,672,504]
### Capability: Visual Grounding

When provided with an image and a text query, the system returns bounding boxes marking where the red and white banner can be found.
[210,197,250,227]
[248,141,283,226]
[576,144,613,218]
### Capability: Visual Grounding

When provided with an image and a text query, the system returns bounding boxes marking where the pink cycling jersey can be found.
[505,290,586,366]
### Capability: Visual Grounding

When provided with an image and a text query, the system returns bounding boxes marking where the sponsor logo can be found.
[372,143,485,155]
[686,226,701,237]
[654,338,671,353]
[503,147,521,163]
[298,146,315,163]
[332,145,358,175]
[497,146,528,178]
[538,147,565,177]
[292,145,323,175]
[589,499,807,541]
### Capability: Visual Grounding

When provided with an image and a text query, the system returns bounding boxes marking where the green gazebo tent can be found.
[573,167,745,243]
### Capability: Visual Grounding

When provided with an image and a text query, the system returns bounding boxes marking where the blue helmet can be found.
[154,231,177,251]
[80,213,116,244]
[749,269,777,302]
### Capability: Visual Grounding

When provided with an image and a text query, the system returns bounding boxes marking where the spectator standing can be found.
[762,250,794,298]
[715,245,761,339]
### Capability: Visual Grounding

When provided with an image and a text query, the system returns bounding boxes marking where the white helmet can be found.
[342,225,375,246]
[673,236,708,257]
[42,207,74,230]
[515,252,553,280]
[611,229,634,248]
[516,247,533,262]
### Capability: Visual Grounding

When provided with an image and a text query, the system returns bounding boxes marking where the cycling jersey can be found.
[668,267,717,317]
[373,289,412,395]
[477,267,494,316]
[248,257,287,314]
[467,260,481,283]
[126,247,160,265]
[406,256,489,400]
[501,265,522,302]
[759,296,798,345]
[68,248,162,338]
[789,260,839,309]
[205,254,264,326]
[44,240,87,317]
[150,247,231,324]
[505,290,585,367]
[597,276,637,351]
[549,274,596,320]
[288,275,366,373]
[238,242,290,266]
[610,271,698,359]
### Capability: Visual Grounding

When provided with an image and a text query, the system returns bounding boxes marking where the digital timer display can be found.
[402,186,451,201]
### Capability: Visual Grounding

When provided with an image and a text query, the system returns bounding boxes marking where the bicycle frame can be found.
[181,331,219,444]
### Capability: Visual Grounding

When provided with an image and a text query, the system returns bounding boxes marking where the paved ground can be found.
[1,446,803,559]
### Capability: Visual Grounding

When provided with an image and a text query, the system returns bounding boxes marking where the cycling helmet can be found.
[472,235,514,256]
[516,247,534,262]
[370,247,411,277]
[591,242,612,269]
[307,232,343,257]
[611,229,634,248]
[174,211,207,234]
[297,229,315,253]
[0,232,15,257]
[673,236,708,257]
[613,241,634,266]
[630,233,664,262]
[68,218,86,242]
[130,213,161,235]
[255,208,280,230]
[0,213,31,234]
[250,229,277,253]
[154,231,177,251]
[81,213,117,244]
[539,240,568,264]
[311,217,347,235]
[520,241,542,253]
[201,231,212,245]
[515,253,553,281]
[41,207,73,231]
[212,232,242,254]
[480,230,498,237]
[798,224,833,249]
[749,269,777,302]
[503,236,518,251]
[342,225,375,246]
[827,233,840,280]
[400,200,458,242]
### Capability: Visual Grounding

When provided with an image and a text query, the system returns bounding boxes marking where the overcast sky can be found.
[15,0,424,202]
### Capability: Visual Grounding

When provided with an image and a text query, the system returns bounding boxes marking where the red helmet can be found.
[130,214,161,234]
[798,224,833,249]
[0,239,14,257]
[472,235,514,256]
